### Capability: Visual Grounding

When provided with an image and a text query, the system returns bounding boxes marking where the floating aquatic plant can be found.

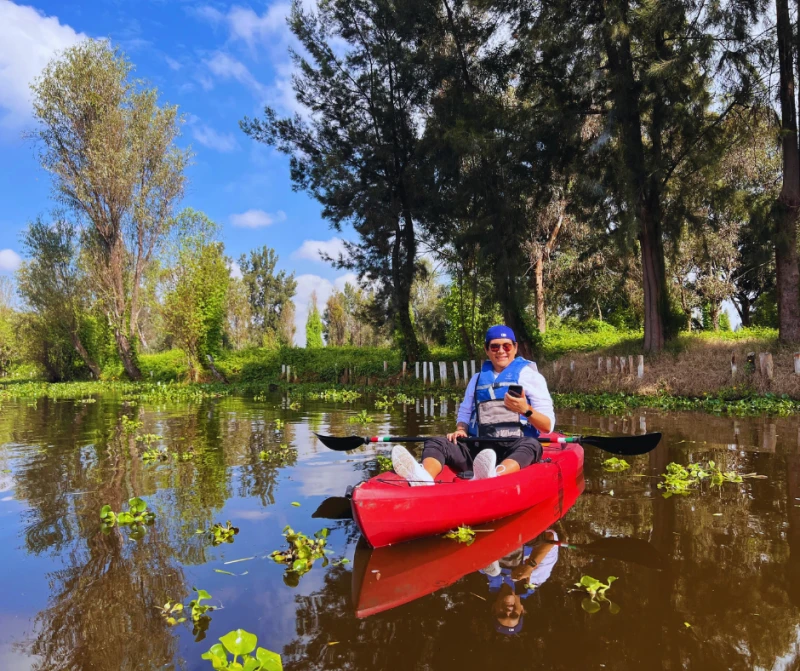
[575,575,619,614]
[100,497,155,534]
[157,600,186,626]
[347,410,372,426]
[201,629,282,670]
[270,526,330,585]
[198,521,239,546]
[444,526,476,545]
[602,457,630,472]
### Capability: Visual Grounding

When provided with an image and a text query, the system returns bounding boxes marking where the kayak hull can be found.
[350,432,584,548]
[352,473,584,618]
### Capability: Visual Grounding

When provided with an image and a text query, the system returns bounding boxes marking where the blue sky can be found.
[0,0,357,344]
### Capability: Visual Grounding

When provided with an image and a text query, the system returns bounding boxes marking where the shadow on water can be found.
[2,394,800,669]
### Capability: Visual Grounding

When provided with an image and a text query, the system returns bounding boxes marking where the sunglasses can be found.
[488,342,515,352]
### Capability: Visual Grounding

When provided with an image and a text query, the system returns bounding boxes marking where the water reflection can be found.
[5,395,800,669]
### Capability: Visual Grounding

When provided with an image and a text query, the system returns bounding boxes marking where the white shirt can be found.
[457,364,555,433]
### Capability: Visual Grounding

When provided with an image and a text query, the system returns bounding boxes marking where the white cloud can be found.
[165,56,182,71]
[292,238,348,263]
[0,249,22,272]
[292,271,361,345]
[205,51,266,95]
[229,209,286,229]
[228,260,243,280]
[0,0,87,132]
[190,123,239,152]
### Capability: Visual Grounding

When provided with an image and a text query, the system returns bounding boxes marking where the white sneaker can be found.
[391,446,434,486]
[473,449,497,480]
[482,560,501,576]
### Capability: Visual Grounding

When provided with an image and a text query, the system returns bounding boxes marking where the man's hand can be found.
[504,391,529,415]
[447,428,468,443]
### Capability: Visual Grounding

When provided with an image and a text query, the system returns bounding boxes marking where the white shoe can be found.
[482,560,501,577]
[391,446,434,486]
[473,449,497,480]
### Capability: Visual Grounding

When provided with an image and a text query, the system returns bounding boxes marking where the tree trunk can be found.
[70,331,102,379]
[776,0,800,342]
[640,214,666,351]
[735,293,751,327]
[710,302,720,331]
[393,211,420,361]
[535,256,546,333]
[114,328,142,380]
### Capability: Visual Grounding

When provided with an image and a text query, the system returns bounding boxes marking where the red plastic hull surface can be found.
[350,432,584,548]
[352,472,584,618]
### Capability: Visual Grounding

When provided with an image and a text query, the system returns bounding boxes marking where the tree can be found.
[17,218,102,377]
[323,291,348,347]
[305,292,324,348]
[29,40,189,379]
[277,299,297,346]
[241,0,435,360]
[0,277,16,376]
[161,237,229,381]
[237,247,296,347]
[411,259,448,347]
[225,277,252,350]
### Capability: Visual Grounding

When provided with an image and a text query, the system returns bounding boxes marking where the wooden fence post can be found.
[471,360,476,377]
[415,362,420,379]
[429,362,435,384]
[795,353,800,375]
[463,361,468,384]
[453,361,460,385]
[619,357,626,374]
[765,353,774,381]
[439,362,447,385]
[731,353,736,377]
[286,365,291,382]
[281,364,286,380]
[606,357,613,374]
[422,362,427,385]
[402,361,407,378]
[570,360,575,373]
[598,357,603,372]
[637,355,644,379]
[383,360,387,373]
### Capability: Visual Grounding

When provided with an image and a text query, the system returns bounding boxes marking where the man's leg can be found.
[495,437,543,476]
[422,436,472,477]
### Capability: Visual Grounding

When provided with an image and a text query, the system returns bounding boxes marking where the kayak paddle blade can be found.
[312,496,353,520]
[314,433,368,452]
[579,432,662,456]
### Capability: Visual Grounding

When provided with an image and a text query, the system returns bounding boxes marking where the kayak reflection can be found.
[352,472,584,619]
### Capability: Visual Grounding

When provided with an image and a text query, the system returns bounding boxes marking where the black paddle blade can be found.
[579,432,662,456]
[312,496,354,520]
[314,433,368,452]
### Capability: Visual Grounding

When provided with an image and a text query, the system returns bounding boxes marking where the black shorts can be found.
[421,436,543,473]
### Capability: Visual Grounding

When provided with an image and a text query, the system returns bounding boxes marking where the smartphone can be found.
[507,385,523,398]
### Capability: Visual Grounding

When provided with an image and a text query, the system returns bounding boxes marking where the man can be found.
[392,325,555,485]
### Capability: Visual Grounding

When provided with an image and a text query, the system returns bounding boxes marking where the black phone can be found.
[507,384,523,398]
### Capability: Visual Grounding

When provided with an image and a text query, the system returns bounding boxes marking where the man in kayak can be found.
[392,325,555,485]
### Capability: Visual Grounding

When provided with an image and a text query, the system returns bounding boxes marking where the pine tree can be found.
[305,292,324,348]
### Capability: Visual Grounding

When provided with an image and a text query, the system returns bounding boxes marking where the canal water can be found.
[0,392,797,670]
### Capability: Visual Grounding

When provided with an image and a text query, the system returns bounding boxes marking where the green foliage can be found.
[200,521,240,546]
[100,497,155,536]
[657,460,763,498]
[141,447,168,463]
[372,454,393,473]
[269,526,330,585]
[157,600,186,626]
[542,321,642,359]
[602,458,630,472]
[305,294,324,349]
[201,629,282,671]
[238,247,297,346]
[258,444,294,466]
[575,576,619,614]
[188,587,215,622]
[347,410,372,426]
[120,415,143,434]
[443,526,476,545]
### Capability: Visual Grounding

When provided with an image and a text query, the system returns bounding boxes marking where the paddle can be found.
[313,431,661,456]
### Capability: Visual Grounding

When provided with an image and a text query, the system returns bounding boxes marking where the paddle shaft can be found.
[361,435,579,444]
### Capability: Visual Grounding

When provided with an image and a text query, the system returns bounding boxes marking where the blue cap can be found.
[485,325,516,345]
[494,615,524,635]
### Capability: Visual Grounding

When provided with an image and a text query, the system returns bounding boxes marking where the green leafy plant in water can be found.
[274,419,285,431]
[205,521,239,546]
[174,448,196,461]
[270,526,330,585]
[157,600,186,626]
[306,388,361,402]
[373,454,392,473]
[348,410,372,426]
[288,400,301,410]
[120,415,143,434]
[201,629,282,670]
[136,433,163,446]
[142,447,168,463]
[657,460,762,498]
[253,391,267,402]
[602,457,630,472]
[100,497,155,535]
[259,443,294,466]
[575,575,620,614]
[444,526,476,545]
[374,395,392,410]
[188,587,216,642]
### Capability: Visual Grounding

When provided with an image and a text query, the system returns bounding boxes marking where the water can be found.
[0,393,798,670]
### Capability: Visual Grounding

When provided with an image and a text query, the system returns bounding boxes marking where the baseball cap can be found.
[495,615,524,635]
[485,325,516,345]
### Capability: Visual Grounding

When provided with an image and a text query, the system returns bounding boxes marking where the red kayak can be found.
[350,432,584,548]
[352,473,584,618]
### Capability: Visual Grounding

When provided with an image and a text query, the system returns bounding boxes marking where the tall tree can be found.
[30,40,189,379]
[237,247,297,347]
[323,291,348,346]
[17,218,101,378]
[241,0,434,360]
[305,292,324,348]
[225,277,253,350]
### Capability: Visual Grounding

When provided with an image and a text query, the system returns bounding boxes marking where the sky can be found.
[0,0,357,345]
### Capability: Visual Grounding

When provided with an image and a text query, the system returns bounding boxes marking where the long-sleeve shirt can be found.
[456,365,556,433]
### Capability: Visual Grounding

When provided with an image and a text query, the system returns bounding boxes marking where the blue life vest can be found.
[468,357,540,439]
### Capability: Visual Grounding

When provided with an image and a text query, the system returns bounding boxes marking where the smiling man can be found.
[392,325,555,486]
